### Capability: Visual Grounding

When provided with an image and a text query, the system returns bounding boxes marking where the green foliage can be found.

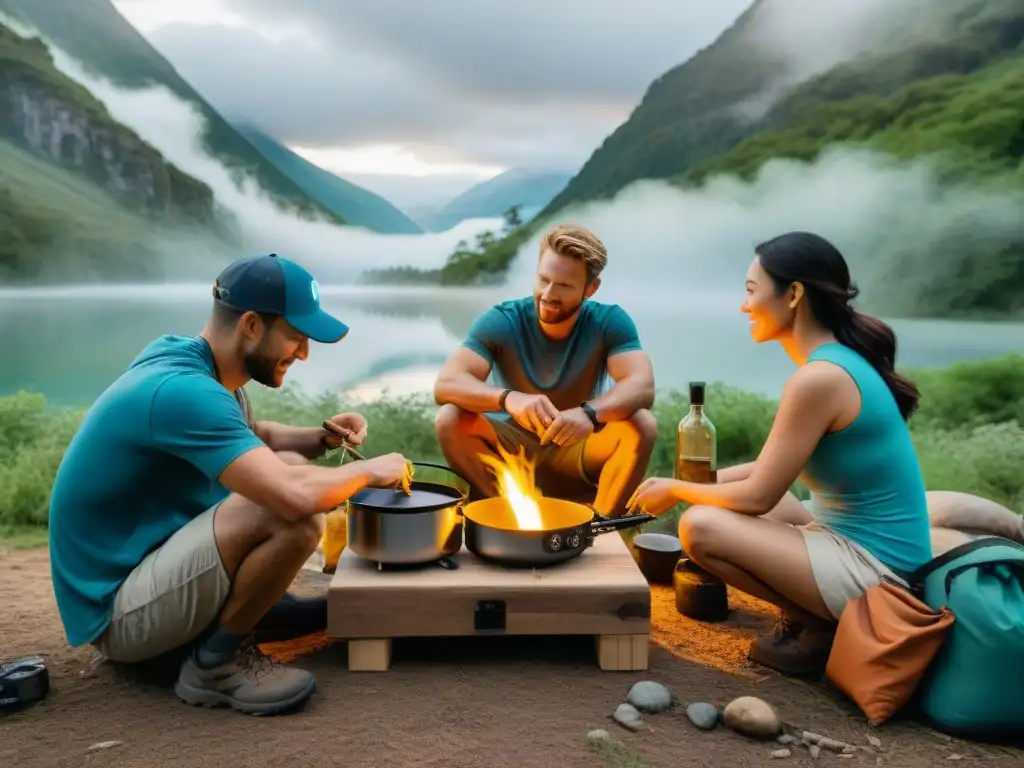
[3,355,1022,540]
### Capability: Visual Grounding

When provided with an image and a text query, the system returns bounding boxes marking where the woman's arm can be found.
[635,364,846,516]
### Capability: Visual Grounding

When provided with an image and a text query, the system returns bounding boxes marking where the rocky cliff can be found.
[0,26,213,226]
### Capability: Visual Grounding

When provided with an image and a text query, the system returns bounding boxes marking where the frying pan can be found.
[462,496,656,567]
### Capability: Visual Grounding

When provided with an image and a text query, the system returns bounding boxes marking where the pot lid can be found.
[348,481,464,514]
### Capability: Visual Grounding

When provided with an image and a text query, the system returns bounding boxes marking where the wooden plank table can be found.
[327,532,651,672]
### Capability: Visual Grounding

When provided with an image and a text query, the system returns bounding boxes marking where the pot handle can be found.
[589,513,656,535]
[409,461,471,489]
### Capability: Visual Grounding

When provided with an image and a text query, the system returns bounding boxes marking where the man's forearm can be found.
[282,461,373,518]
[588,376,655,423]
[434,374,506,413]
[256,421,328,459]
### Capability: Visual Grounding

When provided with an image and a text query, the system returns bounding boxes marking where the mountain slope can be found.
[406,0,1024,316]
[0,0,342,223]
[419,168,573,232]
[0,21,227,282]
[235,125,423,235]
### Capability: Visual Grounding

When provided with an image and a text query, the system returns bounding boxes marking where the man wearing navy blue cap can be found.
[48,253,411,716]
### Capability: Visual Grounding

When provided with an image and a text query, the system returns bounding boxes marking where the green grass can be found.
[2,354,1022,547]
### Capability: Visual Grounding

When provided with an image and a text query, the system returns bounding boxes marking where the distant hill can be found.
[236,125,423,235]
[417,168,573,232]
[0,0,342,223]
[401,0,1024,317]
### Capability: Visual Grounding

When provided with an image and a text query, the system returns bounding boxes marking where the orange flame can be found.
[479,444,545,530]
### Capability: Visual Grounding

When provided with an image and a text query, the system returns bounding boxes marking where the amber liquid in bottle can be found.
[675,381,717,485]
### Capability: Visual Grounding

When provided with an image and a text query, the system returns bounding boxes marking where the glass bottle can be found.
[675,381,717,485]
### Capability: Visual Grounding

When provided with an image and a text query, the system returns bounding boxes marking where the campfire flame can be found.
[479,444,545,530]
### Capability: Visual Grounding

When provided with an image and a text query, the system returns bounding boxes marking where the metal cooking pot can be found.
[345,461,468,567]
[462,496,656,567]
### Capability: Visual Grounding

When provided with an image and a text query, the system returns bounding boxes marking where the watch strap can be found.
[580,401,600,429]
[498,388,512,412]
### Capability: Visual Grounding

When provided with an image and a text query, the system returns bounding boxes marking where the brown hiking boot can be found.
[747,611,836,678]
[174,639,316,716]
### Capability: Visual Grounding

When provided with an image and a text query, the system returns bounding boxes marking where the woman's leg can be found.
[678,505,836,677]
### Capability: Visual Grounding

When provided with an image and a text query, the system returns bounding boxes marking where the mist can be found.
[504,147,1024,317]
[731,0,927,121]
[22,25,503,284]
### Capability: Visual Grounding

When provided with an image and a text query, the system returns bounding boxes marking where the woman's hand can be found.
[627,477,683,516]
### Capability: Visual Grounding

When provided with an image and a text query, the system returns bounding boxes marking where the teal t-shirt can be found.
[48,335,266,647]
[800,342,933,574]
[462,297,643,412]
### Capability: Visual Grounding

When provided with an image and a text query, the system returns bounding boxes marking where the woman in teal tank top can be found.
[628,231,933,678]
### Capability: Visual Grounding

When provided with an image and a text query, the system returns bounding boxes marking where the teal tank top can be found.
[801,343,932,574]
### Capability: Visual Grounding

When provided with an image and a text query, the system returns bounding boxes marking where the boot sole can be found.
[174,676,317,716]
[747,647,827,679]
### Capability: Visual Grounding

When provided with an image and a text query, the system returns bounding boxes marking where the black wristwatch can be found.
[580,401,601,430]
[498,388,512,412]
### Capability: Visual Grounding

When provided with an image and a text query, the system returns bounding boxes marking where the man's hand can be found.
[505,392,559,436]
[324,412,369,447]
[361,453,412,489]
[540,407,594,447]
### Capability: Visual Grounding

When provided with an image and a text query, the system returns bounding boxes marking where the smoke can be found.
[505,147,1024,317]
[2,13,500,284]
[731,0,928,121]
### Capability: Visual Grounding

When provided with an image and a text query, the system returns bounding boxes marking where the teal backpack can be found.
[910,536,1024,739]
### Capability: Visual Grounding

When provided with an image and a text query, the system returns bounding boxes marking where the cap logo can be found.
[310,279,320,303]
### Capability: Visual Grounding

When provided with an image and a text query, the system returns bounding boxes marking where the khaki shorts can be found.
[93,504,232,663]
[485,414,596,502]
[798,501,908,620]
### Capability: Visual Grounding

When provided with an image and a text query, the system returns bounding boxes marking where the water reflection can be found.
[1,283,1022,407]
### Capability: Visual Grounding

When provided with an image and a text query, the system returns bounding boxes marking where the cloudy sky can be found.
[112,0,751,206]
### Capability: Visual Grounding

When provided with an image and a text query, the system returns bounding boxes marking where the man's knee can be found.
[214,494,323,570]
[599,408,658,453]
[435,403,481,444]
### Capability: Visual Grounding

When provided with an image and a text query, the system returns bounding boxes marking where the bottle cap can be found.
[688,381,706,406]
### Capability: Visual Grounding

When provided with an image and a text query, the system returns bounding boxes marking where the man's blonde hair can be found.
[539,223,608,283]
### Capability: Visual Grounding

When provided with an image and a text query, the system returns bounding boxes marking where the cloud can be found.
[137,0,752,168]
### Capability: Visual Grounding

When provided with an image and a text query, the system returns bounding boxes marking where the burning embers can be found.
[479,445,546,530]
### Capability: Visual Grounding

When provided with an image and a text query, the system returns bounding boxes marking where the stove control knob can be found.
[567,533,581,549]
[548,534,562,551]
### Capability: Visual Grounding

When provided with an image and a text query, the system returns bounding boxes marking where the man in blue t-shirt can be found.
[433,223,657,517]
[48,253,411,716]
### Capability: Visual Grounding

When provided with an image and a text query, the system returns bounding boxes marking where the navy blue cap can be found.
[213,253,349,343]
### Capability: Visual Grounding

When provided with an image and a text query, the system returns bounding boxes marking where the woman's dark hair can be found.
[754,231,920,420]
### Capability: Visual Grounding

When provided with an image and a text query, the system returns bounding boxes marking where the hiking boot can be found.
[747,611,835,679]
[174,639,316,716]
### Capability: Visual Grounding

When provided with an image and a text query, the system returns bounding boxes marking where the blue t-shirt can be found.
[800,343,933,574]
[461,297,643,412]
[48,335,266,647]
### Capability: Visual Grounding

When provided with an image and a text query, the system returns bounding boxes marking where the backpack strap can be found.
[911,537,1024,584]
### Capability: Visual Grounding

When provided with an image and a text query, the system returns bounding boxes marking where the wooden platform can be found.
[327,532,651,672]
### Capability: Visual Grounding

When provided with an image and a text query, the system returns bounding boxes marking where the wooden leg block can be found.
[595,634,649,671]
[348,639,391,672]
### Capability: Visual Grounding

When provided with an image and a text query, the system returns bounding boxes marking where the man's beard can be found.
[244,348,284,387]
[535,296,583,325]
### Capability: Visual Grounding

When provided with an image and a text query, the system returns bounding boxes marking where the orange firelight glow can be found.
[479,445,546,530]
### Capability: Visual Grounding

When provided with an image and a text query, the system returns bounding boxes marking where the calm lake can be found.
[2,283,1023,408]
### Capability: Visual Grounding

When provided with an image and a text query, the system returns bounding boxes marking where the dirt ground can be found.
[2,545,1020,768]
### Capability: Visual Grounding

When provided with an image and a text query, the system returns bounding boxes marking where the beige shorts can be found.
[799,500,907,620]
[93,504,232,663]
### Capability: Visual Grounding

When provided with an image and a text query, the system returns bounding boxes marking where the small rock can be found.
[843,746,859,754]
[626,681,673,713]
[838,755,854,760]
[867,734,883,748]
[87,741,122,752]
[685,702,719,730]
[809,744,821,759]
[946,755,964,761]
[586,729,611,745]
[722,696,782,739]
[777,733,795,745]
[770,748,791,759]
[613,703,645,731]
